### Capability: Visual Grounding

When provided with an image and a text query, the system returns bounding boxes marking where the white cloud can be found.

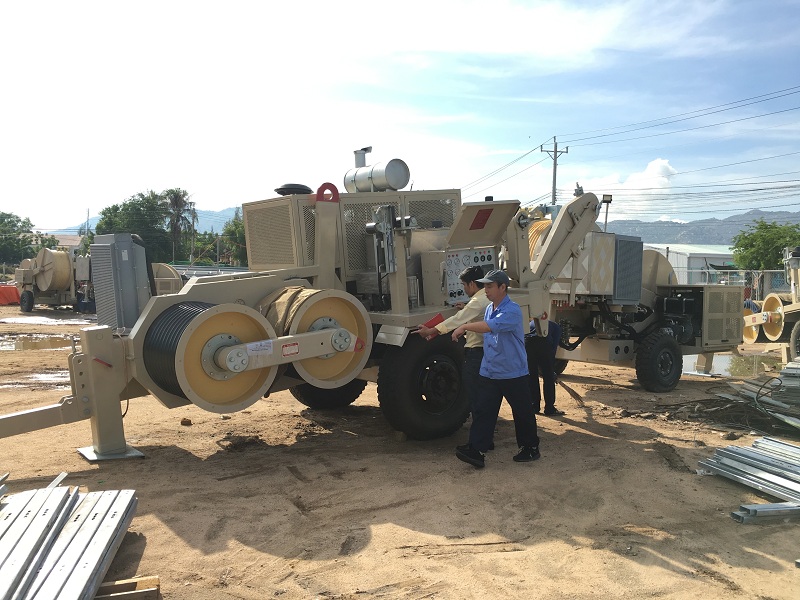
[657,215,688,224]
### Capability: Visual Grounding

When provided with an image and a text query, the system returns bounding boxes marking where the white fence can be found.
[670,269,788,301]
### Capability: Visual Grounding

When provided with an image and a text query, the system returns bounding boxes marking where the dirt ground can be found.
[0,304,797,599]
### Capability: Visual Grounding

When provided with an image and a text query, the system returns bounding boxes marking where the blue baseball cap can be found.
[476,269,510,286]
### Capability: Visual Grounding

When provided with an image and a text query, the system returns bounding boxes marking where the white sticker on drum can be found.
[247,340,273,354]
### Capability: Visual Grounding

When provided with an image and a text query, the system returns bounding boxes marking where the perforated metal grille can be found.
[613,237,643,304]
[704,287,743,345]
[707,289,725,313]
[707,317,723,341]
[344,202,399,272]
[302,205,316,263]
[90,245,117,329]
[725,289,740,313]
[408,198,458,228]
[246,203,295,267]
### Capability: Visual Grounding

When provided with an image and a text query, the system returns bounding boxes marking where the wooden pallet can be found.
[95,576,160,599]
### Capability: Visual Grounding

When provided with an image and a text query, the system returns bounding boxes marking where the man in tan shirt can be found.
[415,266,491,414]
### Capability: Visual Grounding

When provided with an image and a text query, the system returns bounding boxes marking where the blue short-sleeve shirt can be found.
[480,295,529,379]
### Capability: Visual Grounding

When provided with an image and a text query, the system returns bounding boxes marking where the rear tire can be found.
[20,291,34,312]
[377,334,468,440]
[553,358,569,375]
[635,330,682,393]
[290,379,367,409]
[790,321,800,362]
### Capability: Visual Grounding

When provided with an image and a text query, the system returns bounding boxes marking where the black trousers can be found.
[526,336,556,413]
[462,347,483,414]
[468,374,540,453]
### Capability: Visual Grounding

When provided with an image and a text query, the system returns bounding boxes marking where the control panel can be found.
[444,249,495,303]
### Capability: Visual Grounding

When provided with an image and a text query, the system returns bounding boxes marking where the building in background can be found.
[644,244,736,285]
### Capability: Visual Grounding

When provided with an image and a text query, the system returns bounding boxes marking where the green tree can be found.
[95,191,173,263]
[31,233,60,254]
[222,208,248,266]
[0,212,38,264]
[77,221,93,254]
[191,231,220,265]
[163,188,196,262]
[732,219,800,270]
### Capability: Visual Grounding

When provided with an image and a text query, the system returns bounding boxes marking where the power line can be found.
[461,136,553,190]
[559,85,800,141]
[564,105,800,148]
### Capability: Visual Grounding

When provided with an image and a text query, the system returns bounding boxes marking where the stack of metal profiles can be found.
[730,502,800,523]
[724,363,800,433]
[698,437,800,522]
[772,361,800,406]
[0,473,137,599]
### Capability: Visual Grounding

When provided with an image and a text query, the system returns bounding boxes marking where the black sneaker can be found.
[513,446,541,462]
[456,444,485,468]
[543,408,565,416]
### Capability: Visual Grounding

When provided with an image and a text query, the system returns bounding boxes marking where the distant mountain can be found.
[55,206,800,246]
[58,207,239,236]
[606,209,800,245]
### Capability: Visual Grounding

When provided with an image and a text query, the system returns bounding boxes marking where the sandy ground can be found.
[0,304,797,599]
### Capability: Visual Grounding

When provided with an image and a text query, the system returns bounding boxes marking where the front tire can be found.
[635,330,682,393]
[377,334,468,440]
[789,321,800,362]
[290,379,367,409]
[20,290,34,313]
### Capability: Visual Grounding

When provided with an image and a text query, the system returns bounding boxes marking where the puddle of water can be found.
[689,353,784,378]
[0,370,70,390]
[29,371,70,382]
[0,316,94,326]
[0,335,75,351]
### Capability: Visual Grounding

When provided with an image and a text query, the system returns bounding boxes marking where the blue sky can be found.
[2,0,799,234]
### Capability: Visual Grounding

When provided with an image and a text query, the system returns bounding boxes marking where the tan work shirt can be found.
[434,288,491,348]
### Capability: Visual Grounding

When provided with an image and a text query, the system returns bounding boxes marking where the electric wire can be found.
[558,84,800,138]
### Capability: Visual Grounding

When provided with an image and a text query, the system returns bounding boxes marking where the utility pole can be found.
[540,137,568,205]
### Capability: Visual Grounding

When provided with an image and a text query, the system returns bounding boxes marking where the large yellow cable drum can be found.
[258,287,372,389]
[142,302,279,413]
[34,249,73,292]
[761,293,793,342]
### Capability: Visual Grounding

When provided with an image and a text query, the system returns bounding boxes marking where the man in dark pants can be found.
[526,319,564,416]
[451,270,540,469]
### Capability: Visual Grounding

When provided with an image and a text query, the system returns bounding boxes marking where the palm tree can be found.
[162,188,194,262]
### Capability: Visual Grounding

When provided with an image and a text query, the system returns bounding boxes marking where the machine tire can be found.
[635,330,682,393]
[553,358,569,375]
[20,290,34,313]
[790,321,800,362]
[290,379,367,409]
[377,334,469,440]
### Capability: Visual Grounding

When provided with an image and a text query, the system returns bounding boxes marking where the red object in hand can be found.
[421,313,444,340]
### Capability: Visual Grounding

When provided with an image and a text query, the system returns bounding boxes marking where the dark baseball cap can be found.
[476,269,510,286]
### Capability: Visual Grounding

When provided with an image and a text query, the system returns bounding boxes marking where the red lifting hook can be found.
[316,182,340,203]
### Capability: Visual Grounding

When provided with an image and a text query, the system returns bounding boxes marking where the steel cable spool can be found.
[527,220,552,262]
[761,293,793,342]
[258,287,372,388]
[143,301,278,413]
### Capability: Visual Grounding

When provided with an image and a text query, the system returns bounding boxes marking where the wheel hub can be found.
[418,356,460,414]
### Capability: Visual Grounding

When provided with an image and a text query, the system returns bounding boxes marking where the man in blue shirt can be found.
[526,319,564,416]
[451,270,540,468]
